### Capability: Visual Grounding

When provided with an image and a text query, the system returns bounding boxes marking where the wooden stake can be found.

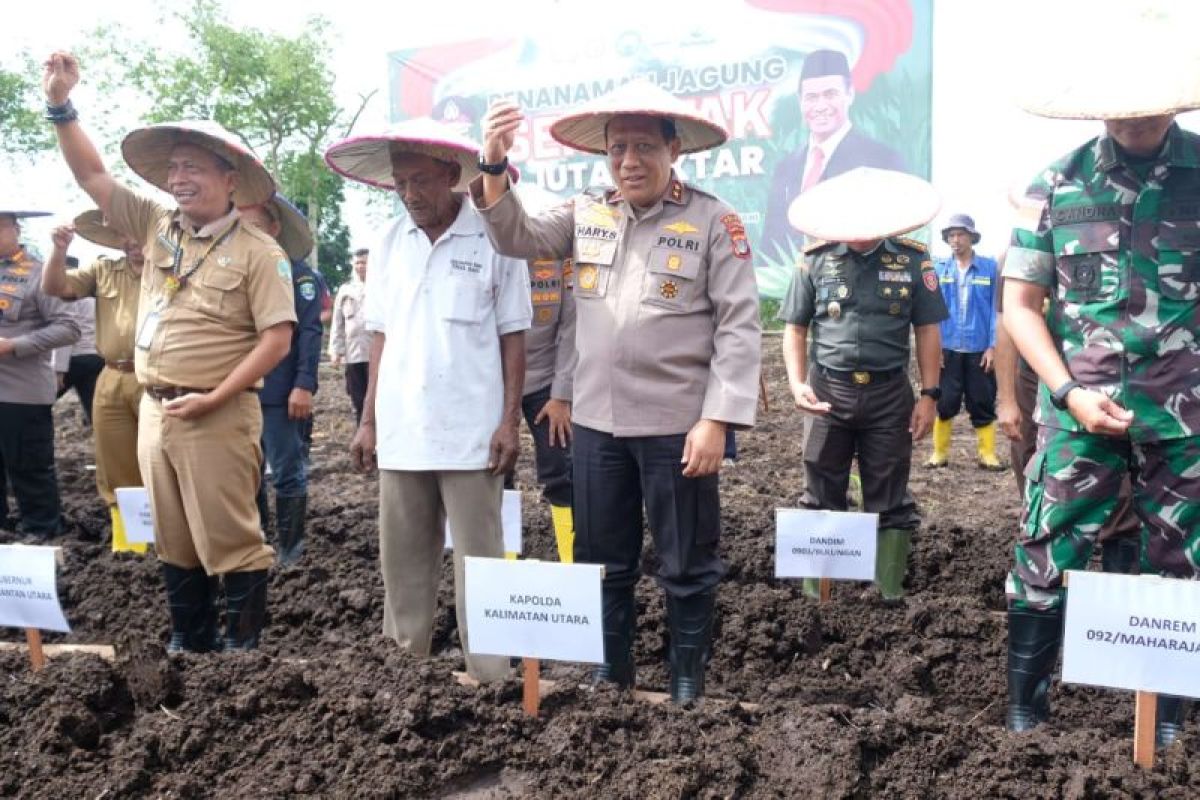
[522,658,540,717]
[819,578,832,604]
[1134,690,1157,769]
[759,373,770,413]
[24,628,45,672]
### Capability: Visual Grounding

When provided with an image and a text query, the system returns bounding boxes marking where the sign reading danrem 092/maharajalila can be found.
[387,0,932,299]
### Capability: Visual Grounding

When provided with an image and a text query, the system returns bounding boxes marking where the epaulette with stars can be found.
[894,236,929,253]
[803,238,832,254]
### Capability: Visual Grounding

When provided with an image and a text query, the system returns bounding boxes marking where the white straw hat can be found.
[550,81,728,155]
[787,168,941,242]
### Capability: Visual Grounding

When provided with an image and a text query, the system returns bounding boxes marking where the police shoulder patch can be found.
[276,258,293,284]
[298,280,316,301]
[720,213,752,260]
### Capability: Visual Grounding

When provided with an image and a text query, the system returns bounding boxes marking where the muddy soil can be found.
[2,339,1198,798]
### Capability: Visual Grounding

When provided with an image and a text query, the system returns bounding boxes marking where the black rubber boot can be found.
[1100,537,1140,575]
[223,570,269,651]
[666,591,717,704]
[1157,695,1190,747]
[1006,606,1063,732]
[275,494,307,566]
[592,586,636,688]
[162,563,220,653]
[256,482,270,531]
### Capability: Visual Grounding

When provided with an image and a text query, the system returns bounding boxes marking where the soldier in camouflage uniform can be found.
[1002,17,1200,741]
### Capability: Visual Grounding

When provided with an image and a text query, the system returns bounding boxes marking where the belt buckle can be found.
[852,371,871,386]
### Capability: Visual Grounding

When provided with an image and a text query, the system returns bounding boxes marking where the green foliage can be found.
[0,57,53,156]
[87,0,364,272]
[759,297,784,331]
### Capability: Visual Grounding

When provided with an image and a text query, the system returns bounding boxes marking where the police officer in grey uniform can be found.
[0,207,81,535]
[474,83,762,702]
[781,169,947,601]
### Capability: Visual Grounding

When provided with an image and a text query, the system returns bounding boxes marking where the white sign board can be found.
[775,508,879,581]
[464,556,604,663]
[446,489,521,554]
[114,487,155,544]
[1063,570,1200,698]
[0,545,70,633]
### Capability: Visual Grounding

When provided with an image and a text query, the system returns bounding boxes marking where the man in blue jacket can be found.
[241,194,326,564]
[925,213,1003,469]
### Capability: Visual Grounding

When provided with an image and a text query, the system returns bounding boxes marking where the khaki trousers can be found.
[93,367,143,505]
[139,391,275,574]
[378,469,509,683]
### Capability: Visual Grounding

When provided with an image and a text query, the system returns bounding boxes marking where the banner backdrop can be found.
[388,0,932,298]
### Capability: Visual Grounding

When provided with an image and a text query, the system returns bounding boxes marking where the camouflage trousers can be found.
[1007,425,1200,611]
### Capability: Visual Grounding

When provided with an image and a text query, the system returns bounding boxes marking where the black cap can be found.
[800,49,851,83]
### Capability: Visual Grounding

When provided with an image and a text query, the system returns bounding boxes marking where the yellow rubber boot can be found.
[924,417,952,468]
[111,505,148,554]
[976,422,1005,471]
[550,505,575,564]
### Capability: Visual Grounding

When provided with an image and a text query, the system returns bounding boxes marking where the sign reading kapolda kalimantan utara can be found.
[386,0,932,299]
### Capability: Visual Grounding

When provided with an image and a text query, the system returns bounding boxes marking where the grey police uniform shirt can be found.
[0,250,82,404]
[780,238,948,371]
[523,257,577,400]
[470,173,761,437]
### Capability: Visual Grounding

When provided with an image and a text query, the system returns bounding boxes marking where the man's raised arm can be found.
[43,51,119,215]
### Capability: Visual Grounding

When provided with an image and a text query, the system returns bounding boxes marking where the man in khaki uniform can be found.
[44,51,296,652]
[42,211,148,554]
[475,82,762,702]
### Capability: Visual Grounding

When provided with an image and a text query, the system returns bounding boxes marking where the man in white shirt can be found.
[328,248,372,423]
[326,119,531,682]
[762,49,908,261]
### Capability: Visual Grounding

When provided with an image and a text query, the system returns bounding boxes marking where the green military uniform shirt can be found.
[1004,123,1200,442]
[780,237,948,371]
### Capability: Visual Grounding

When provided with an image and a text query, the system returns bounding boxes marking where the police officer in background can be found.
[781,168,947,602]
[475,82,762,702]
[240,193,326,565]
[45,51,296,652]
[0,205,80,536]
[41,212,148,553]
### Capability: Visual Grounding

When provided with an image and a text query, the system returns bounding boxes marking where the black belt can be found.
[817,365,904,386]
[105,359,135,373]
[145,385,212,401]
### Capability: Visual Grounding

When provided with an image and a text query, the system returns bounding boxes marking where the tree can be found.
[0,56,53,156]
[88,0,373,286]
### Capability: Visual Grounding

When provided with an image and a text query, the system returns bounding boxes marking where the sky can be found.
[7,0,1197,266]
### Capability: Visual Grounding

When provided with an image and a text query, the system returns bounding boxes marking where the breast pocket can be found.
[0,291,22,322]
[441,277,487,324]
[1157,225,1200,301]
[1053,221,1120,304]
[573,237,617,300]
[642,247,701,311]
[192,266,246,316]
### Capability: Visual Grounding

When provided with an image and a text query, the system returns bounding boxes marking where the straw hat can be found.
[121,120,276,207]
[240,194,314,261]
[324,118,516,192]
[787,168,941,242]
[549,81,728,155]
[73,210,127,250]
[1015,2,1200,119]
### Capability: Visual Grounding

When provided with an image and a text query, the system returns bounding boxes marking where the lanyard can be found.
[158,221,238,308]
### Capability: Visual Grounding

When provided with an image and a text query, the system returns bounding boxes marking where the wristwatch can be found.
[919,387,942,401]
[1050,379,1081,410]
[476,155,508,176]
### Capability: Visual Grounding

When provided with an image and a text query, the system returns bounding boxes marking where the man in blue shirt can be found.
[926,213,1003,470]
[241,194,327,564]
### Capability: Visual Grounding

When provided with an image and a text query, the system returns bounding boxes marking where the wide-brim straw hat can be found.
[121,120,276,207]
[550,81,728,155]
[0,208,51,220]
[787,168,941,242]
[324,118,516,192]
[73,210,127,250]
[1015,2,1200,119]
[240,194,314,261]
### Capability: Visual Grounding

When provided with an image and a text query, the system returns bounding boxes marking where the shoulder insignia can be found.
[720,213,752,260]
[895,236,929,253]
[803,239,832,254]
[669,179,684,203]
[276,258,293,284]
[298,281,316,301]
